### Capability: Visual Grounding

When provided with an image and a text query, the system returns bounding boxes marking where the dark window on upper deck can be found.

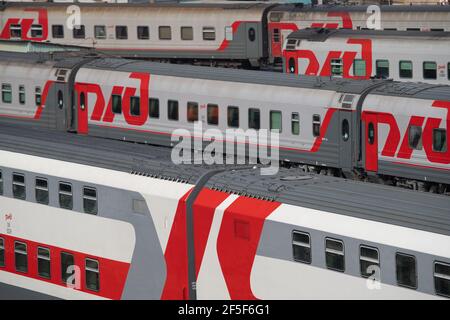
[73,25,85,39]
[52,25,64,38]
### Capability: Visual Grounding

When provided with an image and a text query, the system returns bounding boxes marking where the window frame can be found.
[292,230,311,264]
[37,246,51,279]
[434,261,450,298]
[312,114,321,137]
[52,24,64,39]
[187,101,199,123]
[159,26,172,40]
[115,25,128,40]
[167,100,179,121]
[2,84,12,104]
[375,59,390,78]
[12,172,26,200]
[408,125,423,150]
[399,60,413,79]
[149,98,160,118]
[207,104,219,126]
[58,182,73,210]
[111,94,122,114]
[0,237,4,267]
[330,58,343,77]
[359,245,380,278]
[18,85,26,105]
[35,177,49,205]
[14,241,28,273]
[83,186,98,215]
[130,96,140,116]
[10,24,22,38]
[248,108,260,130]
[395,252,418,289]
[353,59,367,77]
[94,25,106,40]
[61,252,74,284]
[270,110,282,133]
[137,26,149,40]
[72,25,85,39]
[325,238,345,272]
[202,26,216,41]
[423,61,437,80]
[181,26,194,41]
[433,128,447,153]
[30,24,43,38]
[85,258,100,292]
[35,87,42,106]
[227,106,239,128]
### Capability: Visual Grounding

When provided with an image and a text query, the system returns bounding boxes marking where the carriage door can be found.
[246,23,260,60]
[339,110,353,169]
[364,112,378,172]
[76,85,89,134]
[54,82,67,131]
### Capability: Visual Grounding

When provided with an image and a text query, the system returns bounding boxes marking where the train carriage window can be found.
[248,28,256,42]
[342,119,350,141]
[57,90,64,109]
[376,60,390,79]
[0,238,4,267]
[35,87,41,106]
[248,108,260,130]
[360,246,380,278]
[368,122,375,145]
[15,242,28,273]
[61,252,74,284]
[94,25,106,39]
[433,129,447,152]
[2,84,12,104]
[73,25,85,39]
[149,98,159,118]
[59,182,73,210]
[331,59,343,77]
[288,57,296,74]
[407,28,420,31]
[353,59,366,77]
[181,27,193,41]
[431,28,445,31]
[52,25,64,39]
[423,61,437,80]
[19,85,25,105]
[35,178,49,205]
[270,111,282,132]
[448,63,450,80]
[0,170,3,195]
[292,231,311,264]
[325,238,345,272]
[37,247,51,279]
[86,258,100,291]
[116,26,128,40]
[187,102,199,122]
[168,100,179,121]
[12,173,26,200]
[83,187,97,215]
[10,24,21,38]
[291,113,299,135]
[434,262,450,298]
[227,106,239,128]
[137,26,149,40]
[396,253,417,289]
[312,114,321,137]
[399,61,413,79]
[130,96,140,116]
[112,94,122,114]
[207,104,219,125]
[408,126,423,150]
[159,26,172,40]
[30,24,43,38]
[202,27,216,41]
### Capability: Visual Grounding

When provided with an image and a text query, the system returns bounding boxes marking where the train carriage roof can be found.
[272,4,450,12]
[0,123,448,236]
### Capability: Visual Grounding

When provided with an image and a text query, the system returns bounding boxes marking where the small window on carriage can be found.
[273,28,280,43]
[406,28,420,31]
[270,111,282,133]
[187,102,199,122]
[116,26,128,40]
[368,122,375,145]
[227,106,239,128]
[19,85,25,105]
[37,247,51,279]
[2,84,12,104]
[433,129,447,153]
[408,126,423,150]
[137,26,149,40]
[431,28,445,31]
[149,98,159,118]
[30,24,43,38]
[73,25,85,39]
[130,96,140,116]
[207,104,219,125]
[12,173,26,200]
[291,113,299,135]
[10,24,21,38]
[353,59,366,77]
[423,61,437,80]
[61,252,74,284]
[35,87,42,106]
[312,114,321,137]
[52,25,64,39]
[59,182,73,210]
[396,253,417,289]
[159,26,172,40]
[94,25,106,39]
[14,241,28,273]
[202,27,216,41]
[111,95,122,114]
[86,258,100,292]
[376,60,390,79]
[292,231,311,264]
[83,187,97,215]
[331,59,343,77]
[434,261,450,298]
[448,62,450,80]
[360,246,380,278]
[248,28,256,42]
[325,238,345,272]
[248,108,260,130]
[35,177,49,205]
[168,100,179,121]
[181,27,193,41]
[399,60,413,79]
[288,57,296,74]
[0,170,3,195]
[0,237,4,267]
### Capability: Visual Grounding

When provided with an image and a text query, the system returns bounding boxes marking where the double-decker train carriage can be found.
[282,29,450,84]
[0,123,449,299]
[0,50,449,193]
[2,2,450,68]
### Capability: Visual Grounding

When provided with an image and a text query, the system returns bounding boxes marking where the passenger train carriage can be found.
[282,29,450,84]
[2,2,450,68]
[0,50,449,193]
[0,123,449,299]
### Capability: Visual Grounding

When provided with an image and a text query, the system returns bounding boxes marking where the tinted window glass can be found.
[149,98,159,118]
[409,126,422,150]
[2,84,12,104]
[86,258,100,291]
[116,26,128,40]
[130,96,140,116]
[19,85,25,105]
[396,253,417,289]
[37,247,51,279]
[31,24,43,38]
[291,113,299,135]
[368,122,375,145]
[360,246,380,278]
[168,100,179,120]
[313,114,321,137]
[61,252,74,284]
[433,129,447,152]
[0,238,4,267]
[187,102,198,122]
[292,231,311,264]
[202,27,215,40]
[227,106,239,128]
[207,104,219,125]
[52,25,64,38]
[59,182,73,210]
[83,187,97,215]
[159,26,171,40]
[137,26,149,40]
[248,27,256,42]
[94,25,106,39]
[15,241,28,273]
[325,238,345,272]
[399,61,413,78]
[181,27,193,40]
[73,25,85,39]
[248,108,260,130]
[112,95,122,114]
[376,59,389,78]
[13,173,26,200]
[270,111,282,132]
[435,262,450,298]
[353,59,366,77]
[35,178,49,205]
